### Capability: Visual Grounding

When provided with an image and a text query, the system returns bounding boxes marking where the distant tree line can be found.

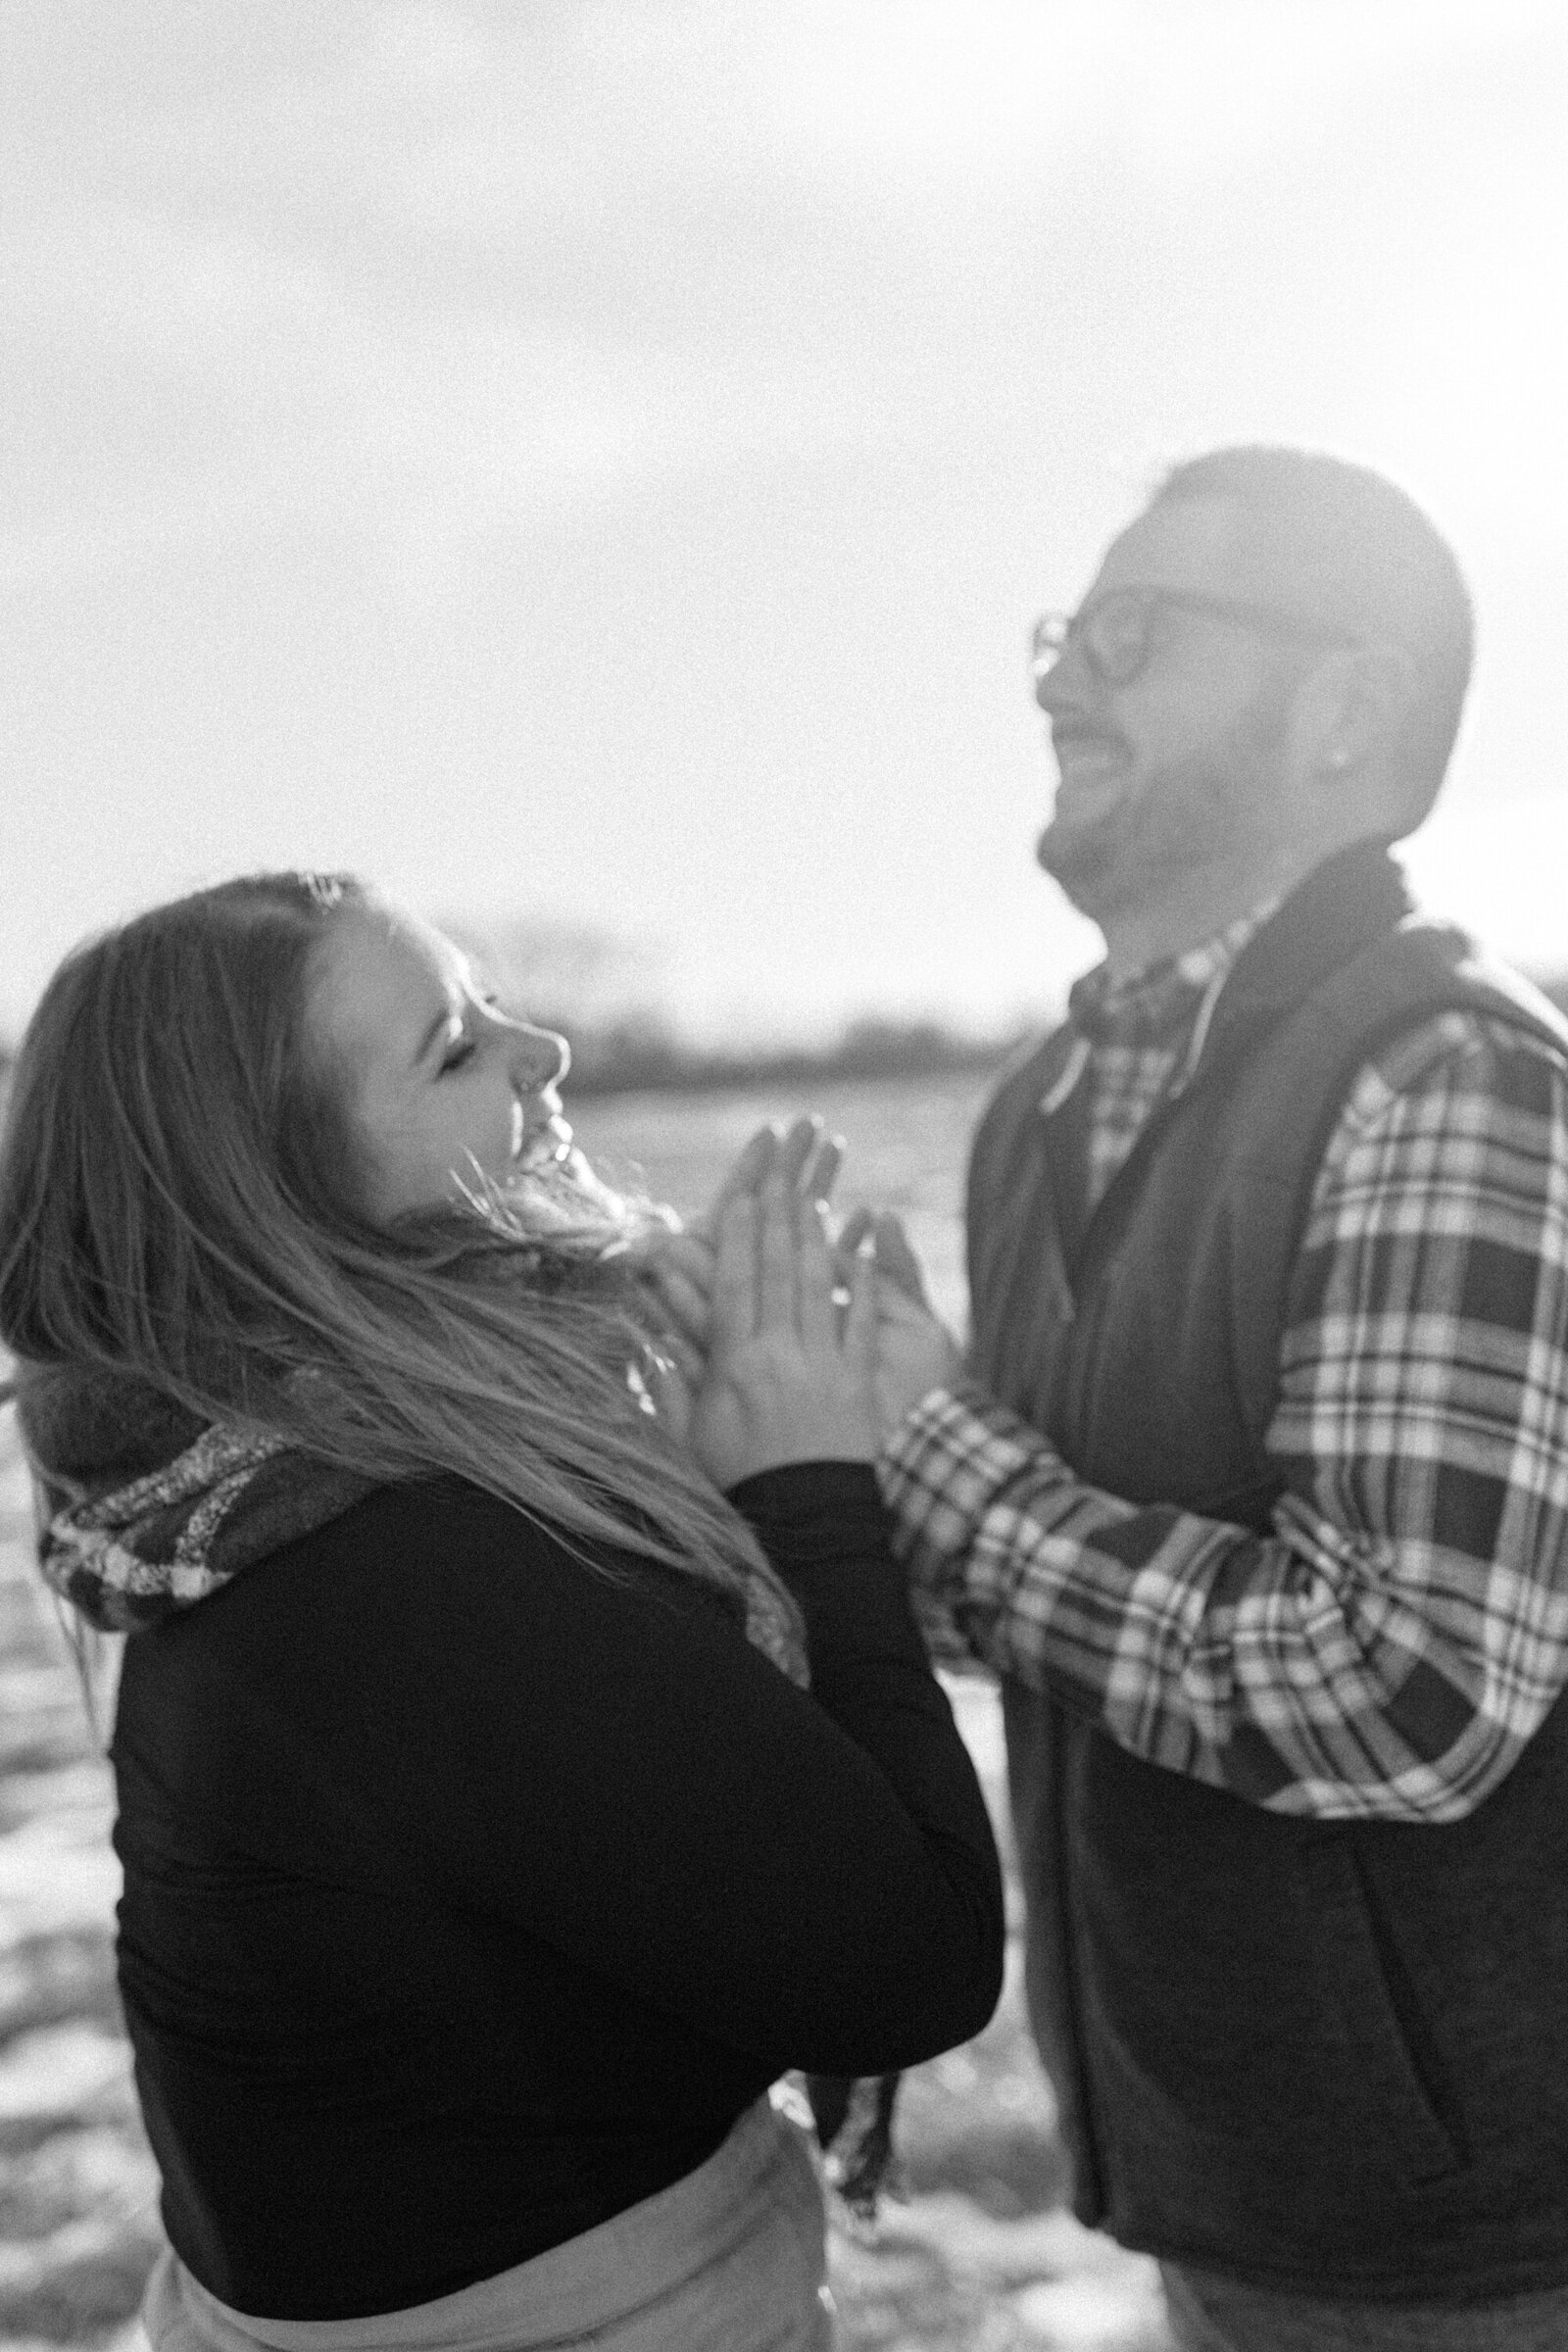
[10,965,1568,1114]
[548,1009,1035,1097]
[445,966,1568,1094]
[441,914,1040,1095]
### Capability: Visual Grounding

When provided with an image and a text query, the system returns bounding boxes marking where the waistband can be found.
[141,2096,829,2351]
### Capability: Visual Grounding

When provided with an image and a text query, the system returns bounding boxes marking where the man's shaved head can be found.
[1148,446,1473,828]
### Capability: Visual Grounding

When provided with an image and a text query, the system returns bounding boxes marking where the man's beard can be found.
[1036,688,1296,925]
[1035,750,1142,916]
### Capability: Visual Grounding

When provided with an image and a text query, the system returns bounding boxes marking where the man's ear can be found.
[1305,643,1415,781]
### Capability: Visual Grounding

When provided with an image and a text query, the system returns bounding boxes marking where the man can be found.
[866,447,1568,2347]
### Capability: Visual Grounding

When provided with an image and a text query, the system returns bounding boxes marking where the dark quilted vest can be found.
[967,843,1568,2298]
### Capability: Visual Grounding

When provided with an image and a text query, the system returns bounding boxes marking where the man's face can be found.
[1033,496,1311,927]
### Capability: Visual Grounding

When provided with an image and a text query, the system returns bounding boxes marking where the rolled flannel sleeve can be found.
[878,1013,1568,1823]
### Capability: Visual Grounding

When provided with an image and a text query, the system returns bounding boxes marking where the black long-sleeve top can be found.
[110,1462,1004,2321]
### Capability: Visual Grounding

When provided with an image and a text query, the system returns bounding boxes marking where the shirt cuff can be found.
[871,1383,1054,1667]
[877,1379,1053,1526]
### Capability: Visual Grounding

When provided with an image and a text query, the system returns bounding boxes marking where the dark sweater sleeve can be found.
[198,1468,1004,2079]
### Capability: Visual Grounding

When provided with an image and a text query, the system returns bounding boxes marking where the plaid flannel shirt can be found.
[881,909,1568,1822]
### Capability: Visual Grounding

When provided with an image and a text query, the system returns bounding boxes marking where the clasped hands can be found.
[640,1117,963,1491]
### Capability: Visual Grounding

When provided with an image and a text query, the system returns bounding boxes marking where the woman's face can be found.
[309,902,575,1224]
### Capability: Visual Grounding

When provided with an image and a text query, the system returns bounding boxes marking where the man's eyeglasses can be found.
[1030,589,1358,692]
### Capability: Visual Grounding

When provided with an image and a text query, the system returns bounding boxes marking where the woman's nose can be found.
[512,1023,569,1092]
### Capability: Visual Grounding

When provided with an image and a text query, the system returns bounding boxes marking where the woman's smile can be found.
[511,1100,576,1175]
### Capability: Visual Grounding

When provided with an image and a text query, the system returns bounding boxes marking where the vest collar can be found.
[1034,839,1416,1124]
[1205,838,1415,1046]
[1048,839,1419,1260]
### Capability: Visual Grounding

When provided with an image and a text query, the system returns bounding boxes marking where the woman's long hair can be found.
[0,873,793,1632]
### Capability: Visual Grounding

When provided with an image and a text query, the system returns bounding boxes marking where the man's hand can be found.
[636,1345,696,1446]
[636,1230,716,1378]
[861,1212,964,1441]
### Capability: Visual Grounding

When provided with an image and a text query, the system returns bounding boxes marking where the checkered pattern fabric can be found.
[1064,903,1276,1210]
[882,940,1568,1822]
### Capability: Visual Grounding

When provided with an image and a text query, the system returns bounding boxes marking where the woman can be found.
[0,873,1003,2352]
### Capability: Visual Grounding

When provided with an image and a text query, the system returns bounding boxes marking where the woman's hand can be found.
[635,1116,843,1368]
[688,1177,877,1489]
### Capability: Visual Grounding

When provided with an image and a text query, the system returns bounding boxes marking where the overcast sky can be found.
[4,0,1566,1041]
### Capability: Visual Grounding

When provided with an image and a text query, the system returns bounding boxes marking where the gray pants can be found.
[1163,2264,1568,2351]
[142,2096,834,2352]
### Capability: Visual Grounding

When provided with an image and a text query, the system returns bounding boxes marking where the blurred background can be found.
[3,7,1565,2348]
